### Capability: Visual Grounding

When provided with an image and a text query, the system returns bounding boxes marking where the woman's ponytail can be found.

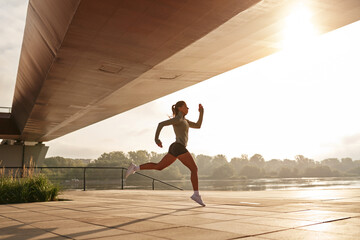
[171,104,176,117]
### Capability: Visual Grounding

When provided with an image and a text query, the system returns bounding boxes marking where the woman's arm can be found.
[187,104,204,129]
[154,115,181,147]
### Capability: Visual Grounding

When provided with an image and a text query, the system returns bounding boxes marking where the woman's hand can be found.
[199,104,204,113]
[155,139,163,148]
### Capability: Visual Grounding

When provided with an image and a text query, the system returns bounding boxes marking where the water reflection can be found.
[165,177,360,191]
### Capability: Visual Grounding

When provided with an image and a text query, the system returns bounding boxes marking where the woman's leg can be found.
[140,153,177,171]
[177,152,198,191]
[178,152,205,206]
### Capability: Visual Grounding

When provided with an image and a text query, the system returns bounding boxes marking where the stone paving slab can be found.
[0,188,359,239]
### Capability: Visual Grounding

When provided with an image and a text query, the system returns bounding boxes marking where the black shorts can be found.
[168,142,188,157]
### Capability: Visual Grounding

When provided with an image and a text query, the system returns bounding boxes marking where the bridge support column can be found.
[0,141,48,167]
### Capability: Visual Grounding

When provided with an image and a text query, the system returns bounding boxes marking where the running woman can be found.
[125,101,205,206]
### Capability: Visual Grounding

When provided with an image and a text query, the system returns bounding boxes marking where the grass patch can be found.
[0,161,60,204]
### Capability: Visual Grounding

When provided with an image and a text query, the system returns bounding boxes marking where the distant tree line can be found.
[42,151,360,181]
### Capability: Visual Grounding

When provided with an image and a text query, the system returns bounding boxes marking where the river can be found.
[160,176,360,191]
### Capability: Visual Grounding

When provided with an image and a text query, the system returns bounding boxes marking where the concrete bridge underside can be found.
[3,0,360,142]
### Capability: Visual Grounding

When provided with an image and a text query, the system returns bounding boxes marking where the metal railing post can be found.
[83,167,86,191]
[152,179,155,190]
[121,168,124,190]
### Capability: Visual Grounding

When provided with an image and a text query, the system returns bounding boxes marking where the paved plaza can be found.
[0,188,359,239]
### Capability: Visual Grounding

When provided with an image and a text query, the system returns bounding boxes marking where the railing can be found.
[0,107,11,113]
[2,166,183,191]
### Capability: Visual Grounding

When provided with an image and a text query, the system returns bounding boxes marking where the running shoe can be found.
[191,194,206,207]
[125,163,136,179]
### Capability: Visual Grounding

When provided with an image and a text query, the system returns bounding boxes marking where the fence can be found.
[2,166,183,191]
[0,107,11,113]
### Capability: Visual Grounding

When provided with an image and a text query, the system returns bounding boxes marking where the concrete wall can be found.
[0,143,48,167]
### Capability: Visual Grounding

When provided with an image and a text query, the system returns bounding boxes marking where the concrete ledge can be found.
[0,143,48,167]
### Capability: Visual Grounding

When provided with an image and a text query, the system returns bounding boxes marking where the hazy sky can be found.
[1,1,360,161]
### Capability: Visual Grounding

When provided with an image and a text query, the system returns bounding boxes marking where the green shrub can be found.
[0,171,60,204]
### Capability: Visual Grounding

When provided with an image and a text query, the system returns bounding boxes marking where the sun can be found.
[282,2,318,50]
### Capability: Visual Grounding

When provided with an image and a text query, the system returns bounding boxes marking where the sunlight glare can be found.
[282,2,318,50]
[296,189,339,200]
